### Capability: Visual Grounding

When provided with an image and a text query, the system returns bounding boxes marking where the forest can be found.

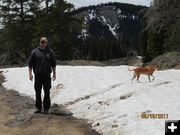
[0,0,179,65]
[0,0,147,64]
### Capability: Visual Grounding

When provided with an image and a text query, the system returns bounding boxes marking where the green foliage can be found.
[165,22,180,51]
[73,34,130,61]
[138,0,180,62]
[0,0,40,64]
[32,0,82,60]
[0,0,82,64]
[138,31,147,54]
[138,31,164,62]
[147,31,163,58]
[139,22,180,63]
[0,22,21,64]
[0,1,145,64]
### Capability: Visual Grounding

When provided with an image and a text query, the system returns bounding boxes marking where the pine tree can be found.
[138,31,150,62]
[32,0,82,60]
[147,31,163,59]
[165,22,180,51]
[0,0,41,64]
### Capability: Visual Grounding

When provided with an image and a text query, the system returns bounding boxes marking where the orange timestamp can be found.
[141,112,169,119]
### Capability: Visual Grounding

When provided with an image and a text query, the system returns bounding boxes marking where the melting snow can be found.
[2,66,180,135]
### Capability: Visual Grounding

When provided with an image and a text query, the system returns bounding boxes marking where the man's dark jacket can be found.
[28,47,56,74]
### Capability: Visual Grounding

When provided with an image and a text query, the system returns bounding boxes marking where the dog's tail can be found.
[128,67,134,71]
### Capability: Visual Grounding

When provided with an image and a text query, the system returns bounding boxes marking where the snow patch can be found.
[117,8,122,14]
[107,24,118,38]
[2,66,180,135]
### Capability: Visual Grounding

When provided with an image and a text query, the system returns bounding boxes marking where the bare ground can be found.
[56,56,143,67]
[0,73,100,135]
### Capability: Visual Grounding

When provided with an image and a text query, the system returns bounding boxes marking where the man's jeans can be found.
[34,73,51,110]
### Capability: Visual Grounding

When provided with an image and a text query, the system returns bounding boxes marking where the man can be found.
[28,37,56,114]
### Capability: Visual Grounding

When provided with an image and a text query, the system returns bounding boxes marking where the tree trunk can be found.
[46,0,49,13]
[20,0,24,23]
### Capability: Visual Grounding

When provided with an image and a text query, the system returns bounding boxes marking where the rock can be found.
[94,122,100,127]
[112,124,118,128]
[144,0,180,32]
[150,51,180,70]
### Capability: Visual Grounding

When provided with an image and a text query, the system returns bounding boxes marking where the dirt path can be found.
[0,73,100,135]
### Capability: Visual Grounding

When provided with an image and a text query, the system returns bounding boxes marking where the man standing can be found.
[28,37,56,114]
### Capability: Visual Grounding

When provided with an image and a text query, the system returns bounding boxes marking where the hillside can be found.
[72,3,146,38]
[144,0,180,32]
[0,1,147,64]
[138,0,180,62]
[68,3,147,60]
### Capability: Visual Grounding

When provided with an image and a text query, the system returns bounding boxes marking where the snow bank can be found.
[1,66,180,135]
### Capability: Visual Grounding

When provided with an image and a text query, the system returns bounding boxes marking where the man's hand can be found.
[52,74,56,81]
[52,67,56,81]
[29,68,33,81]
[29,73,33,81]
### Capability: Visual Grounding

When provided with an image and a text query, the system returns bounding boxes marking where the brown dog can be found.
[128,65,158,83]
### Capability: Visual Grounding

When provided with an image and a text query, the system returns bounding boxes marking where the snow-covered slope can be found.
[1,66,180,135]
[74,4,144,41]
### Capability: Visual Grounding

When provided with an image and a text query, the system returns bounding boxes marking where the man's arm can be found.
[29,67,33,81]
[50,49,56,81]
[52,66,56,81]
[28,50,34,81]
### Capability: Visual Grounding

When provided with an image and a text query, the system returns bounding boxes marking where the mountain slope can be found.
[71,3,147,47]
[138,0,180,62]
[66,3,147,60]
[144,0,180,32]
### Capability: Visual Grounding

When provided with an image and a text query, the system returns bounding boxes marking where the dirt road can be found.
[0,73,100,135]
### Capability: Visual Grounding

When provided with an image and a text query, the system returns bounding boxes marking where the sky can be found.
[66,0,152,8]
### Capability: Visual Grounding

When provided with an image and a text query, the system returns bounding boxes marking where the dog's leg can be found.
[131,74,136,83]
[148,75,152,82]
[152,75,155,81]
[137,74,140,83]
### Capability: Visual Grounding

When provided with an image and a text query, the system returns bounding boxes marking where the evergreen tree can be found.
[147,31,163,59]
[138,31,150,62]
[0,1,146,64]
[165,22,180,51]
[0,0,40,64]
[33,0,82,60]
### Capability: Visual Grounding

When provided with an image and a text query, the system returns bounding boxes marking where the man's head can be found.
[39,37,48,49]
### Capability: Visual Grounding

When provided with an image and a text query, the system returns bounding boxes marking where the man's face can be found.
[40,40,47,49]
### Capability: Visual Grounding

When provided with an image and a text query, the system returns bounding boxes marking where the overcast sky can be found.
[66,0,152,8]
